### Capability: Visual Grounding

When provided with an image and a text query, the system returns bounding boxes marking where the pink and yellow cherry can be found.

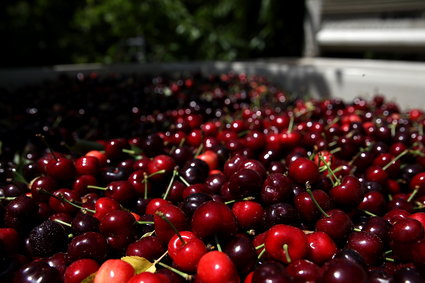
[94,259,135,283]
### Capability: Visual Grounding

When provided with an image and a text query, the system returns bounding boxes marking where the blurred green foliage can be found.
[0,0,305,67]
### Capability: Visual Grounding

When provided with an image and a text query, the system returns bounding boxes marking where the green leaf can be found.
[121,256,156,274]
[81,272,96,283]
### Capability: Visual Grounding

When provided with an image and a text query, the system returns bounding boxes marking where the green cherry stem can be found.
[255,243,265,250]
[306,182,330,218]
[408,188,419,203]
[42,190,96,214]
[87,185,107,191]
[382,149,409,171]
[143,172,149,199]
[53,218,72,227]
[214,234,222,252]
[283,244,292,263]
[163,168,178,200]
[155,211,186,245]
[157,262,192,281]
[317,154,340,186]
[360,209,378,217]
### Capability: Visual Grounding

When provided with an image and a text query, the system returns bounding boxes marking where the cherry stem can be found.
[385,257,395,262]
[155,211,186,245]
[214,234,222,252]
[353,227,362,232]
[143,169,166,181]
[53,219,72,227]
[317,154,340,186]
[163,168,178,200]
[361,209,377,217]
[0,196,17,201]
[382,149,408,171]
[384,250,393,255]
[287,113,295,134]
[36,133,58,162]
[157,262,192,281]
[136,221,154,225]
[329,147,341,154]
[178,174,190,187]
[194,143,204,158]
[255,243,265,250]
[41,189,96,214]
[257,248,266,260]
[408,188,419,203]
[306,182,330,218]
[87,185,107,191]
[224,196,255,205]
[143,172,149,199]
[153,250,169,265]
[283,244,292,263]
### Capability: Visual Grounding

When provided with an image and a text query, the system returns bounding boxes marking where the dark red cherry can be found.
[224,234,257,276]
[320,258,367,283]
[288,157,319,184]
[126,236,165,262]
[346,231,383,265]
[13,261,62,283]
[261,173,292,205]
[67,231,108,262]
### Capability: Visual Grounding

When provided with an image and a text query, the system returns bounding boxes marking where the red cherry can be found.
[64,259,99,283]
[46,157,76,182]
[94,259,134,283]
[191,200,237,239]
[231,200,264,229]
[346,231,384,265]
[147,154,176,181]
[286,259,321,283]
[93,197,121,220]
[329,175,364,209]
[126,236,165,262]
[288,157,319,184]
[390,217,424,243]
[127,272,171,283]
[196,251,240,283]
[86,150,107,167]
[74,156,100,176]
[154,204,187,243]
[306,231,337,264]
[167,231,207,272]
[265,224,308,264]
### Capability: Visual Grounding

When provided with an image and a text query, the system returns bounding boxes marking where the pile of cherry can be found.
[2,72,425,283]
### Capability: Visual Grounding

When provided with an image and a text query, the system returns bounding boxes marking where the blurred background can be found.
[0,0,306,67]
[2,0,425,68]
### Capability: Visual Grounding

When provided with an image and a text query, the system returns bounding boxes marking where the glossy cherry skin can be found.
[104,180,136,204]
[99,209,136,251]
[4,195,39,233]
[168,231,207,272]
[288,157,319,184]
[13,261,62,283]
[346,231,384,266]
[191,201,237,240]
[71,212,100,235]
[64,258,100,283]
[196,251,240,283]
[320,258,367,283]
[126,236,165,261]
[67,232,108,262]
[251,260,291,283]
[30,176,58,202]
[285,259,321,283]
[263,202,299,229]
[94,259,134,283]
[224,234,257,276]
[74,156,100,176]
[261,173,292,205]
[362,216,391,244]
[228,168,262,198]
[265,224,308,264]
[46,156,77,182]
[315,209,353,242]
[147,154,176,182]
[329,175,364,209]
[127,272,171,283]
[49,188,80,214]
[306,231,337,265]
[389,217,424,243]
[154,204,187,243]
[295,189,332,223]
[93,197,121,220]
[231,200,264,230]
